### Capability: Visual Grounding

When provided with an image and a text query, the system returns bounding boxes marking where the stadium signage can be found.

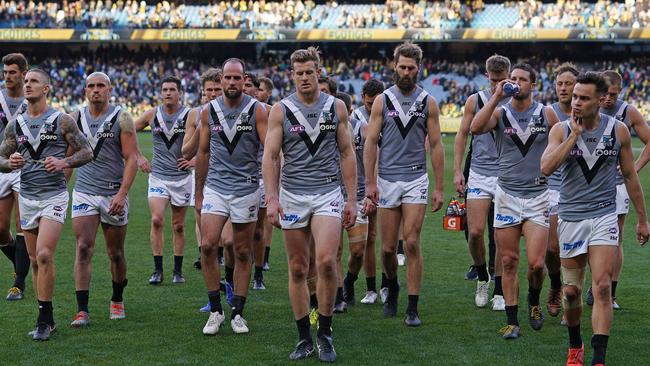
[130,29,240,41]
[0,28,74,40]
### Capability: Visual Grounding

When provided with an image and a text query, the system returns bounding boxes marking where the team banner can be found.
[0,28,648,42]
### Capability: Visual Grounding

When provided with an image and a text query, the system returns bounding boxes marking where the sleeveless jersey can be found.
[378,85,429,182]
[205,95,260,196]
[559,114,620,221]
[150,105,191,181]
[15,107,67,200]
[74,105,124,196]
[468,90,499,177]
[600,99,630,185]
[495,101,549,198]
[280,92,340,195]
[0,89,26,142]
[352,106,370,124]
[548,102,571,191]
[342,117,366,202]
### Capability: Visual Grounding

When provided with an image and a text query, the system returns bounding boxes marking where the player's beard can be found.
[225,88,242,99]
[395,74,416,93]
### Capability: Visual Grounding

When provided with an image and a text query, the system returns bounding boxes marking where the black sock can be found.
[505,305,519,326]
[254,266,263,280]
[528,287,542,306]
[317,314,332,336]
[380,272,387,289]
[173,255,183,274]
[591,334,609,365]
[264,246,270,263]
[38,300,54,325]
[296,315,311,343]
[76,290,89,313]
[476,263,489,282]
[611,281,618,298]
[0,237,16,267]
[366,276,376,293]
[231,295,246,319]
[387,276,399,299]
[493,276,503,296]
[225,266,234,284]
[154,256,163,272]
[208,290,222,313]
[344,271,358,287]
[310,293,318,309]
[549,271,562,290]
[335,287,343,304]
[568,324,582,348]
[218,246,224,261]
[111,279,127,302]
[13,235,29,290]
[397,240,404,254]
[406,295,419,313]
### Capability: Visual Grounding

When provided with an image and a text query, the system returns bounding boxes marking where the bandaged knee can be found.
[561,266,586,310]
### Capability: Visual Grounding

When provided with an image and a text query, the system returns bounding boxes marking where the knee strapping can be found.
[561,267,586,310]
[307,276,318,294]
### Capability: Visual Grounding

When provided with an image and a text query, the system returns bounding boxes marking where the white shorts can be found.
[558,212,619,259]
[494,185,549,228]
[19,190,69,230]
[346,200,368,225]
[190,170,196,207]
[148,174,193,207]
[548,189,560,216]
[259,178,267,209]
[0,170,20,198]
[279,187,343,229]
[377,174,428,209]
[616,184,629,215]
[201,186,260,224]
[466,169,497,200]
[71,190,128,226]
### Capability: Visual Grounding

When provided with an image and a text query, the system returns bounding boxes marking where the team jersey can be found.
[548,102,571,191]
[150,105,191,181]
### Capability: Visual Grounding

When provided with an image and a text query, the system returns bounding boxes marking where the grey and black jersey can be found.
[343,117,366,202]
[205,95,260,196]
[74,105,124,196]
[352,106,370,124]
[378,85,429,182]
[15,107,67,200]
[468,90,500,177]
[559,114,620,221]
[601,99,630,185]
[0,89,26,142]
[150,105,191,181]
[494,101,550,198]
[280,92,340,195]
[548,102,571,191]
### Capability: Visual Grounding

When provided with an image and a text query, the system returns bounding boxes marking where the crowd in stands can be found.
[0,0,648,29]
[10,48,647,120]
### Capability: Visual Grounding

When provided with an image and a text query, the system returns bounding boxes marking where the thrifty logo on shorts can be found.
[562,240,584,251]
[72,203,90,212]
[149,187,165,194]
[202,203,213,210]
[467,188,481,195]
[282,214,300,223]
[495,214,516,224]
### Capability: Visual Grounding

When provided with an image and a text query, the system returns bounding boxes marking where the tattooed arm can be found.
[106,111,139,215]
[44,114,93,172]
[0,121,23,172]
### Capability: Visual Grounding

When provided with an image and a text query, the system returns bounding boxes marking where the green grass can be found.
[1,134,649,365]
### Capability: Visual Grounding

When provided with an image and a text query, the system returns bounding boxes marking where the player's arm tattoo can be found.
[118,111,139,194]
[60,114,93,168]
[0,121,18,172]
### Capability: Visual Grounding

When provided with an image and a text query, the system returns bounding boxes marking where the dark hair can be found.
[393,42,423,65]
[511,63,537,84]
[602,70,622,87]
[200,68,222,86]
[2,53,28,71]
[161,75,181,91]
[258,76,274,91]
[245,72,259,88]
[362,79,385,97]
[222,58,246,73]
[554,62,579,78]
[336,92,352,113]
[576,72,609,96]
[318,76,337,95]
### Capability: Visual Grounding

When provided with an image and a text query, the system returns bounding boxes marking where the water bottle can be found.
[503,82,520,96]
[446,202,455,216]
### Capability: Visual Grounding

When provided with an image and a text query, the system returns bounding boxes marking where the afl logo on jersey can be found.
[289,125,305,134]
[504,127,517,135]
[211,125,224,132]
[387,110,399,118]
[17,136,28,144]
[570,148,583,157]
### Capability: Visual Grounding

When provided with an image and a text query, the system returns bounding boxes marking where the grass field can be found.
[1,134,649,365]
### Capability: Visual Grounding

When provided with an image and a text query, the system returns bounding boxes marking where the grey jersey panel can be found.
[15,107,67,200]
[0,89,25,142]
[548,102,571,190]
[280,92,340,194]
[600,99,630,185]
[378,85,429,182]
[342,118,366,202]
[469,90,499,176]
[352,106,370,124]
[495,101,549,198]
[559,114,619,221]
[151,105,191,181]
[205,95,260,196]
[74,106,124,196]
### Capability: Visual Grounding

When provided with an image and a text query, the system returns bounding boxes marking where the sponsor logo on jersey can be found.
[52,205,63,212]
[40,133,57,141]
[149,187,165,194]
[562,240,584,251]
[282,214,300,223]
[407,110,426,119]
[495,213,516,224]
[387,110,399,118]
[467,187,481,195]
[569,148,583,157]
[248,205,256,212]
[504,127,517,135]
[211,125,224,132]
[17,136,28,144]
[594,148,617,156]
[289,125,305,134]
[72,203,90,212]
[609,227,618,234]
[202,203,213,211]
